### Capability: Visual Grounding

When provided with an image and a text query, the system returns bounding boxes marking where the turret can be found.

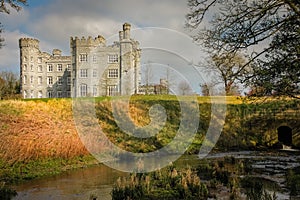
[119,31,124,41]
[52,49,62,57]
[123,23,131,40]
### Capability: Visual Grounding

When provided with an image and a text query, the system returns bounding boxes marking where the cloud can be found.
[1,7,30,30]
[0,30,28,72]
[0,0,195,72]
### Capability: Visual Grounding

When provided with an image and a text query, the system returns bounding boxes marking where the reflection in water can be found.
[13,164,127,200]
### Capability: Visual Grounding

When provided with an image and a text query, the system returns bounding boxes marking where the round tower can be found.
[19,38,41,98]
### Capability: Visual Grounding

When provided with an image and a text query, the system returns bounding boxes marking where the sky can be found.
[0,0,212,93]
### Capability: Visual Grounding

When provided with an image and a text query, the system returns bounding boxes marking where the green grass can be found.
[0,155,98,183]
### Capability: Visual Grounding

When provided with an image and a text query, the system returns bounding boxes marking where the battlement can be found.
[70,35,106,47]
[19,38,40,48]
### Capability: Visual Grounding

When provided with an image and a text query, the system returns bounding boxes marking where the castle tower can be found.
[119,23,141,95]
[70,35,107,97]
[19,38,41,98]
[20,38,72,99]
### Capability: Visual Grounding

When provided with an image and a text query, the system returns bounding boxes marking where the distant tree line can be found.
[0,71,20,99]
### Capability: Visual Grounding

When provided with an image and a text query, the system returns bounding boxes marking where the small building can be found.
[139,79,169,95]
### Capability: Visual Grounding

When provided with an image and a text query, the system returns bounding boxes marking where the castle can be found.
[19,23,141,98]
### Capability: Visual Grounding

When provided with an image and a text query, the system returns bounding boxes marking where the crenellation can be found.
[70,35,106,48]
[19,38,40,49]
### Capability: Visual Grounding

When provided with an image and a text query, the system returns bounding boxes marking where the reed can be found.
[0,99,89,164]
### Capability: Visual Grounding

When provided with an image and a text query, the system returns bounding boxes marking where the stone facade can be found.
[19,23,141,98]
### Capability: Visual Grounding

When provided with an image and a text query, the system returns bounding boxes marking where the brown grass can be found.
[0,99,90,164]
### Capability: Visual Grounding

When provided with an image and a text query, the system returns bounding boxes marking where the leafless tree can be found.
[0,71,20,99]
[199,52,247,95]
[178,80,192,95]
[186,0,300,98]
[142,61,154,94]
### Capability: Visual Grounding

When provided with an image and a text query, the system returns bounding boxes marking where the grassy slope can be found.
[0,95,299,182]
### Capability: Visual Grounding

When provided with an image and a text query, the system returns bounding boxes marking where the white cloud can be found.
[0,30,28,72]
[0,0,195,73]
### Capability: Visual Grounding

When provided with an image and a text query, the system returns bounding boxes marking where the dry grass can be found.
[0,99,90,164]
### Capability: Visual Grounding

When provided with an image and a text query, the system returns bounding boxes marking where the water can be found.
[13,164,126,200]
[12,151,300,200]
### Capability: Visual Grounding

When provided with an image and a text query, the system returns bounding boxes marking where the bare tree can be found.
[0,71,20,99]
[186,0,300,98]
[178,80,192,95]
[142,61,154,94]
[199,52,246,96]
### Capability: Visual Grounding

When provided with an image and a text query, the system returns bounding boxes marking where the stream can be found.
[12,151,300,200]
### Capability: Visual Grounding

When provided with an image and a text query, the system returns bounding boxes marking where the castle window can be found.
[108,54,118,63]
[57,91,62,98]
[47,76,53,85]
[30,76,34,84]
[30,57,33,62]
[57,64,63,72]
[67,91,71,97]
[108,69,118,78]
[38,91,43,98]
[93,55,97,63]
[57,76,62,85]
[67,64,71,71]
[30,90,34,98]
[38,65,42,72]
[80,54,88,62]
[93,87,97,97]
[93,69,97,78]
[48,90,53,98]
[30,65,33,71]
[23,64,27,71]
[48,64,53,72]
[23,56,27,62]
[23,75,27,85]
[80,69,88,78]
[67,76,71,85]
[107,85,118,96]
[38,57,42,63]
[38,76,42,85]
[24,90,27,98]
[80,84,87,97]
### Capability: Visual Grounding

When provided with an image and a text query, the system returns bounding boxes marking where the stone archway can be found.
[277,126,293,146]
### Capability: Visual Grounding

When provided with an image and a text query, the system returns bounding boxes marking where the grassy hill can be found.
[0,95,299,182]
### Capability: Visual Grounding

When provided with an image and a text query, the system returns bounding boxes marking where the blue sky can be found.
[0,0,213,93]
[27,0,50,7]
